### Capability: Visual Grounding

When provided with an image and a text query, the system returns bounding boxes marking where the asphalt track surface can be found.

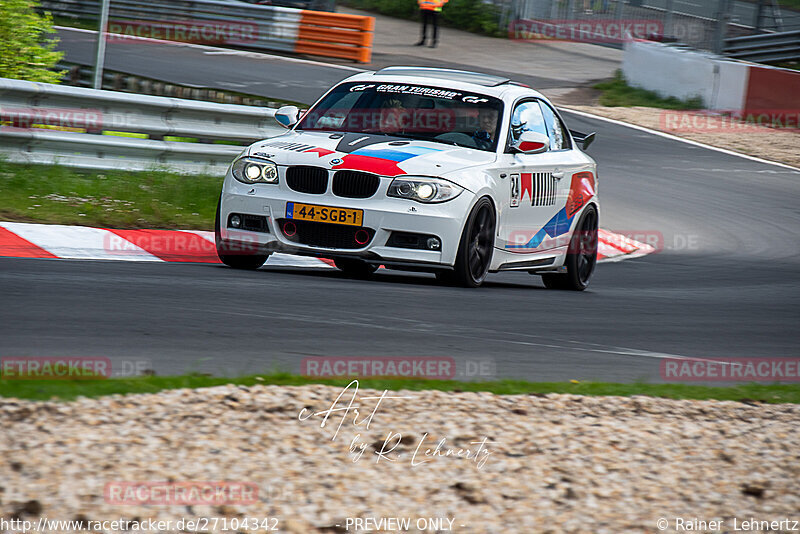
[53,27,588,102]
[2,33,799,382]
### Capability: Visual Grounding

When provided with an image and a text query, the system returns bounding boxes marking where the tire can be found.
[334,258,378,278]
[541,204,598,291]
[443,197,496,288]
[215,197,269,270]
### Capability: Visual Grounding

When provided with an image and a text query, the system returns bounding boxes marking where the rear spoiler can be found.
[570,130,596,150]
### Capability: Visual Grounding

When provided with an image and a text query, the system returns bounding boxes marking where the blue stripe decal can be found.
[507,208,575,249]
[350,146,442,162]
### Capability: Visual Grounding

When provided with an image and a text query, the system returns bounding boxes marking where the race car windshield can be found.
[296,82,505,152]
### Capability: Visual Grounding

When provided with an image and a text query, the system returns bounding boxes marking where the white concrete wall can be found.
[622,40,748,112]
[714,60,749,112]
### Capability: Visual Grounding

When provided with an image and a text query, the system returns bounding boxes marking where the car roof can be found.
[342,67,544,102]
[375,66,512,87]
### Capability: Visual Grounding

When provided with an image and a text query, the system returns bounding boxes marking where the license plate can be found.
[285,202,363,226]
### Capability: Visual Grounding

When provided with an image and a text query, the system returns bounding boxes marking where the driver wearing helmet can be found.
[473,108,498,149]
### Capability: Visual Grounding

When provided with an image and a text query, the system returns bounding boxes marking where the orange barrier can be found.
[296,11,375,63]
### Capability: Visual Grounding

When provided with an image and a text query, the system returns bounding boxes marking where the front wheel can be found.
[215,198,269,270]
[441,197,496,288]
[541,205,598,291]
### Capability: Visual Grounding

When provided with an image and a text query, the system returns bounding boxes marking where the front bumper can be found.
[219,172,473,268]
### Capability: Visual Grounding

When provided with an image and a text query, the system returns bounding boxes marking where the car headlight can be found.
[387,176,464,203]
[231,157,279,184]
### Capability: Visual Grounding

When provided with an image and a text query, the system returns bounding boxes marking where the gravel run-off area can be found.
[1,384,799,533]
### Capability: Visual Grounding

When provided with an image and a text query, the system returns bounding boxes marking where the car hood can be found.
[246,131,496,179]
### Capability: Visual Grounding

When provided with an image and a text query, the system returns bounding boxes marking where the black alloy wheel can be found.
[542,204,598,291]
[438,197,496,288]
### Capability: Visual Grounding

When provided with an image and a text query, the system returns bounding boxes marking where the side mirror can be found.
[511,131,549,154]
[275,105,300,128]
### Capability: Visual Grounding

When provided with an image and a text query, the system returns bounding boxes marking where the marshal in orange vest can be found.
[418,0,448,12]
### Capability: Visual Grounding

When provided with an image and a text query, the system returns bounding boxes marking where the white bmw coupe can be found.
[217,66,599,289]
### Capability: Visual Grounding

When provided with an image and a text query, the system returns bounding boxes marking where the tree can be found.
[0,0,65,83]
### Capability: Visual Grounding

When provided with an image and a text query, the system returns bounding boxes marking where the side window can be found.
[310,91,362,129]
[538,101,569,150]
[508,101,547,148]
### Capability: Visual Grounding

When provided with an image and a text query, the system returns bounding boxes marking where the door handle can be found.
[552,171,564,180]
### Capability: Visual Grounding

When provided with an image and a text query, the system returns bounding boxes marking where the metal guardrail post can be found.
[664,0,674,38]
[92,0,111,89]
[713,0,731,54]
[754,0,765,31]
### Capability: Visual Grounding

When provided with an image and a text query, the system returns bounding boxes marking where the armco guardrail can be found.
[39,0,374,63]
[724,30,800,63]
[0,128,243,174]
[58,61,285,107]
[0,77,285,174]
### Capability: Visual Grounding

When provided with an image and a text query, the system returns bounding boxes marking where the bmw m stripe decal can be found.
[334,133,406,153]
[261,141,316,151]
[507,172,596,250]
[332,146,443,176]
[258,141,334,157]
[349,146,440,161]
[507,207,575,249]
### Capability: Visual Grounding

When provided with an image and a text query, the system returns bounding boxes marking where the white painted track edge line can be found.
[559,107,800,172]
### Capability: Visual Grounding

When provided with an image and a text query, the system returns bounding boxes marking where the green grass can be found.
[736,0,800,9]
[776,61,800,71]
[594,70,705,110]
[1,372,798,403]
[777,0,800,10]
[0,161,221,229]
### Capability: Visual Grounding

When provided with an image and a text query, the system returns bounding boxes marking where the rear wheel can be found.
[215,198,269,270]
[334,258,378,278]
[541,205,597,291]
[439,197,495,288]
